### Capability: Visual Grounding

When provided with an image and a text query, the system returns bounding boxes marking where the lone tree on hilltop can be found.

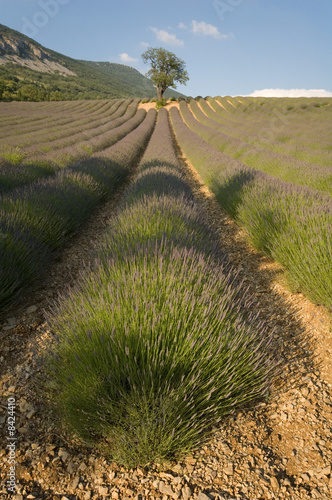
[142,47,189,100]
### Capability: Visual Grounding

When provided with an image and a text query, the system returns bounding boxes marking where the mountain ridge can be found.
[0,24,185,101]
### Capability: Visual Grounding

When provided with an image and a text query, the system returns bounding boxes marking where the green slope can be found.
[82,61,184,99]
[0,24,186,101]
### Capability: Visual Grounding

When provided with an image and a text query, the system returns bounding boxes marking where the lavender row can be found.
[19,99,127,153]
[0,100,106,141]
[0,100,122,171]
[101,107,220,259]
[182,100,332,196]
[0,99,128,157]
[203,97,332,156]
[0,100,75,129]
[121,107,194,202]
[170,106,332,310]
[0,102,143,194]
[39,106,278,467]
[0,161,59,196]
[0,100,127,169]
[26,99,140,163]
[0,100,119,164]
[0,109,156,309]
[0,99,116,140]
[205,97,332,166]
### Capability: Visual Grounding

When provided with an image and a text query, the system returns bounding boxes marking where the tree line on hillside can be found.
[0,77,64,102]
[0,64,120,101]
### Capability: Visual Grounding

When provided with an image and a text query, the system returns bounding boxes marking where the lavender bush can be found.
[236,181,332,307]
[0,214,50,305]
[97,194,220,262]
[42,241,277,466]
[1,172,104,249]
[125,165,193,201]
[40,105,278,467]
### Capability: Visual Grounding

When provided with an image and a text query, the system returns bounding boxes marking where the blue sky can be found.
[1,0,332,97]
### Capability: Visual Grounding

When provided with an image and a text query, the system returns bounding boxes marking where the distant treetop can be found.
[142,47,189,100]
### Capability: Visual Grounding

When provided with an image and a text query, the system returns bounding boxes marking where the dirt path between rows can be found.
[0,113,331,499]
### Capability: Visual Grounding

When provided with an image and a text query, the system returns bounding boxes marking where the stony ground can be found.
[1,130,332,500]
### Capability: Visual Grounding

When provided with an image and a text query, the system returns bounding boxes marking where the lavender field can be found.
[0,99,155,305]
[170,96,332,310]
[0,96,331,465]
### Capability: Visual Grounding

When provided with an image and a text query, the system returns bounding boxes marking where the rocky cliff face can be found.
[0,32,76,75]
[0,35,48,58]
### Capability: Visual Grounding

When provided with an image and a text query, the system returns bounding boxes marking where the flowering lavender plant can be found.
[40,105,278,467]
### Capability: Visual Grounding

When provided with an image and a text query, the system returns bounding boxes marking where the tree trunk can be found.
[156,86,164,100]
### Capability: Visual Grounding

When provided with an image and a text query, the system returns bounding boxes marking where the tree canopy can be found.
[142,47,189,100]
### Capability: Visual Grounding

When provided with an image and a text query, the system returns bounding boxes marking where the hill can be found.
[0,24,185,101]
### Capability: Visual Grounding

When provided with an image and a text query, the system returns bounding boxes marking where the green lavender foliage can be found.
[43,243,276,466]
[40,107,278,466]
[97,194,221,265]
[0,215,50,304]
[236,181,332,306]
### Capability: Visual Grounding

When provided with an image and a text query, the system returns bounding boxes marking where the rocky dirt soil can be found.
[1,130,332,500]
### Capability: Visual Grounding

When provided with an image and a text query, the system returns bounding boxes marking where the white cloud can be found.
[191,20,228,39]
[150,27,184,47]
[118,53,138,64]
[178,22,188,30]
[140,42,150,48]
[248,88,332,98]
